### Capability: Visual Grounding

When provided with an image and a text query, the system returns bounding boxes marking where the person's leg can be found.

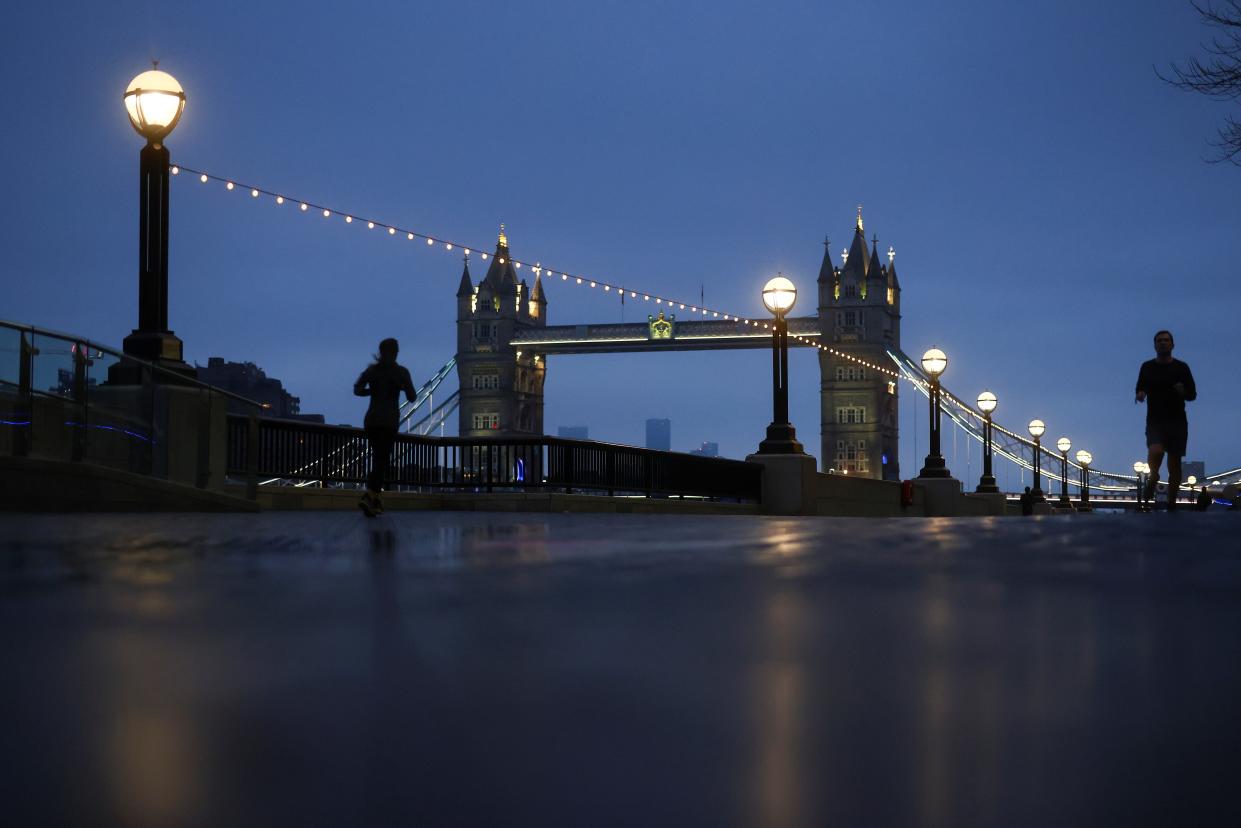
[365,426,386,495]
[369,427,396,496]
[1166,454,1182,507]
[1146,443,1165,501]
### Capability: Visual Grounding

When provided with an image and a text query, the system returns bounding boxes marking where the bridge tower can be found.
[817,208,902,480]
[455,227,547,437]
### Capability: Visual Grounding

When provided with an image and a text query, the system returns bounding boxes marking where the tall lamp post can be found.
[1056,436,1072,508]
[1186,475,1197,507]
[975,390,999,493]
[756,275,804,454]
[918,348,950,478]
[1075,449,1092,510]
[1028,419,1046,502]
[118,64,193,378]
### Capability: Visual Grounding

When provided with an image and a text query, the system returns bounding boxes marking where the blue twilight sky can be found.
[2,0,1239,481]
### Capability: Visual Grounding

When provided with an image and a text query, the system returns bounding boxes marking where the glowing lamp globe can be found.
[977,390,997,414]
[1187,475,1197,486]
[1057,437,1071,453]
[124,69,186,143]
[1133,461,1145,474]
[1028,419,1045,439]
[1076,450,1092,466]
[761,275,797,315]
[920,348,947,378]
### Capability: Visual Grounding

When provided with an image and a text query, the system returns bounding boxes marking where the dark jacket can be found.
[354,361,416,430]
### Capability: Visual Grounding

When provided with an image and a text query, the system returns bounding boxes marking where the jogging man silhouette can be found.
[1135,330,1197,511]
[354,338,416,516]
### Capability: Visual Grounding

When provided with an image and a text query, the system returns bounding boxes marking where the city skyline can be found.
[3,0,1239,478]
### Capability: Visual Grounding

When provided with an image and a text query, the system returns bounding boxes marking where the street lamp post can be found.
[975,390,999,493]
[1076,450,1092,510]
[1028,419,1046,502]
[1133,460,1148,510]
[918,348,951,478]
[756,275,804,454]
[1056,436,1072,508]
[1186,475,1197,507]
[117,64,193,379]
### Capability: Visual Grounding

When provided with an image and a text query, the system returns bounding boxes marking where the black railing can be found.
[226,414,762,501]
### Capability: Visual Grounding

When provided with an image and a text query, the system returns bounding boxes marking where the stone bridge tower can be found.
[455,227,547,437]
[817,208,902,480]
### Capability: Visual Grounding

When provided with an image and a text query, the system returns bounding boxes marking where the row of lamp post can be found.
[917,348,1093,507]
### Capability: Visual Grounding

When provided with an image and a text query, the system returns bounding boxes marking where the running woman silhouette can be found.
[353,338,416,516]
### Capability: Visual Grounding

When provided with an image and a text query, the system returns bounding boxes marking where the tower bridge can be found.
[456,209,903,480]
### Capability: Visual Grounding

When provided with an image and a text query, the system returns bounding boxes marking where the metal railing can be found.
[226,414,763,501]
[1,320,265,487]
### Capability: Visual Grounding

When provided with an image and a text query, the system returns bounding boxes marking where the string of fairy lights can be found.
[170,164,901,380]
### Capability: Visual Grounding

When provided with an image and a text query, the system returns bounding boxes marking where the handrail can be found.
[0,319,268,411]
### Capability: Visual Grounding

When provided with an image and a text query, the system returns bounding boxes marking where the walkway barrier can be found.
[226,414,763,501]
[1,319,265,491]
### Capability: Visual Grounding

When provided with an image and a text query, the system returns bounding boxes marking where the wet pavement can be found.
[2,511,1240,827]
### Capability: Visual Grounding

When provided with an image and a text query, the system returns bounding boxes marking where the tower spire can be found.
[856,204,864,233]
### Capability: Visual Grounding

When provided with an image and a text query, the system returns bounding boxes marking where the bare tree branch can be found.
[1159,1,1241,162]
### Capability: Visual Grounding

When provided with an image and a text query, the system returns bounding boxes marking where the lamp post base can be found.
[1057,495,1074,509]
[1031,488,1047,503]
[976,475,1000,493]
[918,454,952,479]
[109,330,196,385]
[757,422,804,455]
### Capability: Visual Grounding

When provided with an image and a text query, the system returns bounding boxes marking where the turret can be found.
[840,206,869,301]
[531,272,547,323]
[817,237,837,310]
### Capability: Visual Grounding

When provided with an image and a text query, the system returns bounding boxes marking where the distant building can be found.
[645,418,671,452]
[1183,460,1206,482]
[558,425,589,440]
[196,357,324,422]
[689,441,719,458]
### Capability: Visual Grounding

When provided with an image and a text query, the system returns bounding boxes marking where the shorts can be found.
[1146,419,1187,456]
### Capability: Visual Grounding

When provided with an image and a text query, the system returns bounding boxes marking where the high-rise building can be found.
[558,425,589,440]
[689,441,719,457]
[645,418,671,452]
[818,207,901,480]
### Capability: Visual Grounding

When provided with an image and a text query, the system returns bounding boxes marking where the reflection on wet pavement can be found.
[2,512,1240,826]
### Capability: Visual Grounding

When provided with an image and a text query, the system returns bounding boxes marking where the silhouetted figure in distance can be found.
[1020,486,1034,516]
[354,338,416,517]
[1135,330,1196,512]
